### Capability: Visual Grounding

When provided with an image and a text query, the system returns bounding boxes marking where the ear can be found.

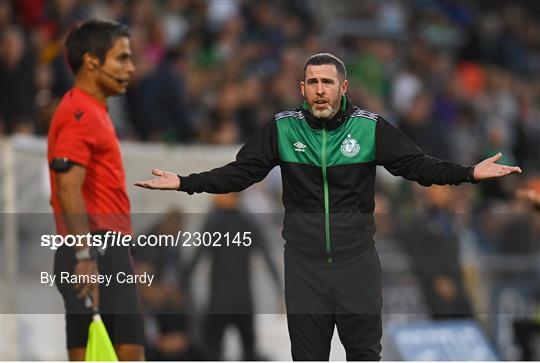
[83,52,99,70]
[341,79,348,95]
[300,81,305,98]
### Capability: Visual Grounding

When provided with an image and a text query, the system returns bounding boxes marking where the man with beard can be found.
[136,53,521,360]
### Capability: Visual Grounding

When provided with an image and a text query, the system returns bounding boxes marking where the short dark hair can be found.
[303,53,347,80]
[65,19,130,73]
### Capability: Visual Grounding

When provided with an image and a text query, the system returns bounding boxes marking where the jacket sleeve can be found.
[375,116,474,186]
[179,119,278,194]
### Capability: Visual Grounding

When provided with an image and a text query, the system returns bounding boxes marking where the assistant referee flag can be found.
[85,313,118,361]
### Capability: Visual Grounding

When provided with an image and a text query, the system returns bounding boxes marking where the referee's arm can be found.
[55,165,99,308]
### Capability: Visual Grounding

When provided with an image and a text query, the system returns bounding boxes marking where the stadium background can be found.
[1,0,539,360]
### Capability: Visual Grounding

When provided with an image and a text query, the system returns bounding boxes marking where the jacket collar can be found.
[300,95,355,131]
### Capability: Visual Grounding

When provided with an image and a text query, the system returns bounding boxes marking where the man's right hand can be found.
[134,169,180,190]
[73,259,99,310]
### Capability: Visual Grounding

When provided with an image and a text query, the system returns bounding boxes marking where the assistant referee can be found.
[47,20,144,360]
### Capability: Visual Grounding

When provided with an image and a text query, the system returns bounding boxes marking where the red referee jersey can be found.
[47,88,132,235]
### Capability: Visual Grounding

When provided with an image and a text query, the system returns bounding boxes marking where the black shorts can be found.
[54,241,144,349]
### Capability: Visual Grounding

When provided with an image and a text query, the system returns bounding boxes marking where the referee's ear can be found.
[82,52,99,72]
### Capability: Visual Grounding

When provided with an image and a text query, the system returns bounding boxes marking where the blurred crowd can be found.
[1,0,539,168]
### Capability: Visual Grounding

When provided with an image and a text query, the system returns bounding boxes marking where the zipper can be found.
[321,126,332,263]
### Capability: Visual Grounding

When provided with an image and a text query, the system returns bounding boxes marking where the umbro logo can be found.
[294,142,307,152]
[74,110,84,121]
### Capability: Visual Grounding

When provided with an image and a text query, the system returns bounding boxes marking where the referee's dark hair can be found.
[65,19,130,73]
[303,53,347,80]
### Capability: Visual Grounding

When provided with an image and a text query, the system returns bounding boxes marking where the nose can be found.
[316,82,324,95]
[127,60,135,75]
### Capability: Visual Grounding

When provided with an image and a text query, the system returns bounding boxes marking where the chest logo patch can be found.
[341,134,360,157]
[74,109,84,121]
[294,141,307,152]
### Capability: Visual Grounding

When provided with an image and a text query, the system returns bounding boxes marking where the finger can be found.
[134,181,149,188]
[134,180,156,188]
[503,166,522,174]
[92,284,99,310]
[490,152,502,162]
[152,169,164,177]
[78,282,92,299]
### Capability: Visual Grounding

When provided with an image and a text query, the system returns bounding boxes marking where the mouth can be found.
[314,100,328,106]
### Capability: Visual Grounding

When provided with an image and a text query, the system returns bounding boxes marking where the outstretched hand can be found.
[135,169,180,190]
[473,153,522,181]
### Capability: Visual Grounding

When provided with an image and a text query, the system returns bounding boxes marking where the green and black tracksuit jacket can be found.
[179,97,475,263]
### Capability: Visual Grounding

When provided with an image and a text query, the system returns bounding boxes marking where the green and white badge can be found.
[341,134,360,157]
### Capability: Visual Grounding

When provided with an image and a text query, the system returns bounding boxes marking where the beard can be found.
[309,95,340,119]
[311,106,335,119]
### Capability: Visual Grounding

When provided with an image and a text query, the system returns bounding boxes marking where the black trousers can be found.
[284,246,383,361]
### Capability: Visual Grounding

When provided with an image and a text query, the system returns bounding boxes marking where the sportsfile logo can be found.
[294,141,307,152]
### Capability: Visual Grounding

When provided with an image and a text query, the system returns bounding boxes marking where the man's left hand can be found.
[473,152,522,181]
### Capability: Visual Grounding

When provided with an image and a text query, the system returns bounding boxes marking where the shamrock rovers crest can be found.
[341,134,360,157]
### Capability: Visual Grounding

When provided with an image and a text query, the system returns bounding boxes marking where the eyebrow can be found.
[116,51,132,59]
[306,78,336,84]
